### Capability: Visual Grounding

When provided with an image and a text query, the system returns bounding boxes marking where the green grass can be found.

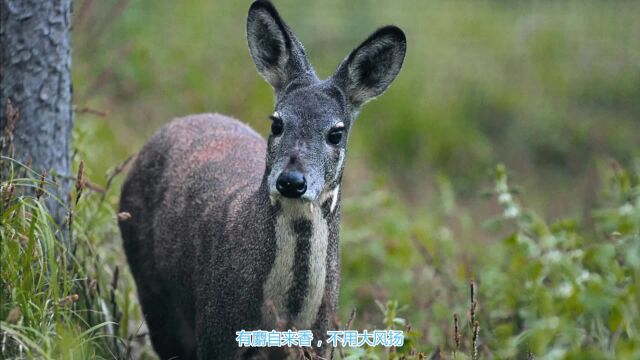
[0,156,154,359]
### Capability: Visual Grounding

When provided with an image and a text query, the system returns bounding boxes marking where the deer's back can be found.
[119,113,266,297]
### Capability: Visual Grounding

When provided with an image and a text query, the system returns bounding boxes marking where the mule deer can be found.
[118,1,406,358]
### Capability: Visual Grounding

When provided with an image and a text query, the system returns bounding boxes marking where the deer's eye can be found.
[327,127,344,145]
[270,117,284,136]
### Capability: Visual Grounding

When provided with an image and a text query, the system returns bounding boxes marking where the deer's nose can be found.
[276,171,307,198]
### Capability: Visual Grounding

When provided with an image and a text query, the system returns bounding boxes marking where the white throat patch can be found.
[262,200,329,329]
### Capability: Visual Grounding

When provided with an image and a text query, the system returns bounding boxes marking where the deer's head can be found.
[247,1,406,204]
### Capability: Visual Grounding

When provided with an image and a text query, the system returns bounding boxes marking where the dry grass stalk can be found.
[22,156,33,179]
[58,294,80,307]
[2,183,16,206]
[469,279,477,328]
[110,266,123,357]
[335,308,356,359]
[472,321,480,360]
[84,179,106,194]
[67,209,74,235]
[67,174,106,194]
[453,313,461,352]
[102,154,134,201]
[470,301,477,329]
[88,278,98,294]
[67,161,85,242]
[345,308,356,330]
[75,160,85,205]
[111,266,120,292]
[3,99,19,156]
[73,105,108,117]
[35,170,47,200]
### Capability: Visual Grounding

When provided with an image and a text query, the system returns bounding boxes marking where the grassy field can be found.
[2,0,640,358]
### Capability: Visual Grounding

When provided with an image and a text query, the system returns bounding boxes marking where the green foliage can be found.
[481,162,639,359]
[338,161,640,359]
[0,156,153,359]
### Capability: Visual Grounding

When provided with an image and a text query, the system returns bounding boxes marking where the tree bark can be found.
[1,0,74,229]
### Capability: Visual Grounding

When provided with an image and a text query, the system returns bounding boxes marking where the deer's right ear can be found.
[332,26,407,108]
[247,1,312,93]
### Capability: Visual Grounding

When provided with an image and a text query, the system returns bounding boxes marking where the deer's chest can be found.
[262,203,329,329]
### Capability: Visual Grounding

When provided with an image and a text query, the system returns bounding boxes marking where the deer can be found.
[118,1,406,359]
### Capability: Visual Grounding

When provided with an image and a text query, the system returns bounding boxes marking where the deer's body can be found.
[119,1,405,359]
[120,114,340,358]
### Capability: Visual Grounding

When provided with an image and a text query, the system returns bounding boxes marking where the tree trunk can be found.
[1,0,74,230]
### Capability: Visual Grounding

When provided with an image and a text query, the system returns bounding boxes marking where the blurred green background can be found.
[60,0,640,358]
[74,0,640,217]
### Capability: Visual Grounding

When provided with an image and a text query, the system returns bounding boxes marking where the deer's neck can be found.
[261,186,340,330]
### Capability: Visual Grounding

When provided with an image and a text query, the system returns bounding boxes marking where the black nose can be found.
[276,171,307,198]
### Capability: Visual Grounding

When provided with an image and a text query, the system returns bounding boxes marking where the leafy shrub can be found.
[339,161,639,359]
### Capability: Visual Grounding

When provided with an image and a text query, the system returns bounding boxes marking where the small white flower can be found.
[495,182,508,193]
[498,192,512,204]
[504,205,520,219]
[577,271,590,284]
[544,250,562,263]
[619,203,633,215]
[556,282,573,298]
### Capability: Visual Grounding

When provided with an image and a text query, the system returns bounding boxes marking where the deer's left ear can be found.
[333,26,407,108]
[247,0,313,93]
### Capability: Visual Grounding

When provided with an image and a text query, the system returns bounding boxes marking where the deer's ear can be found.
[333,26,406,108]
[247,1,312,92]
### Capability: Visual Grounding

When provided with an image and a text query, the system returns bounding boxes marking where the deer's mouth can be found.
[270,191,318,205]
[269,185,339,217]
